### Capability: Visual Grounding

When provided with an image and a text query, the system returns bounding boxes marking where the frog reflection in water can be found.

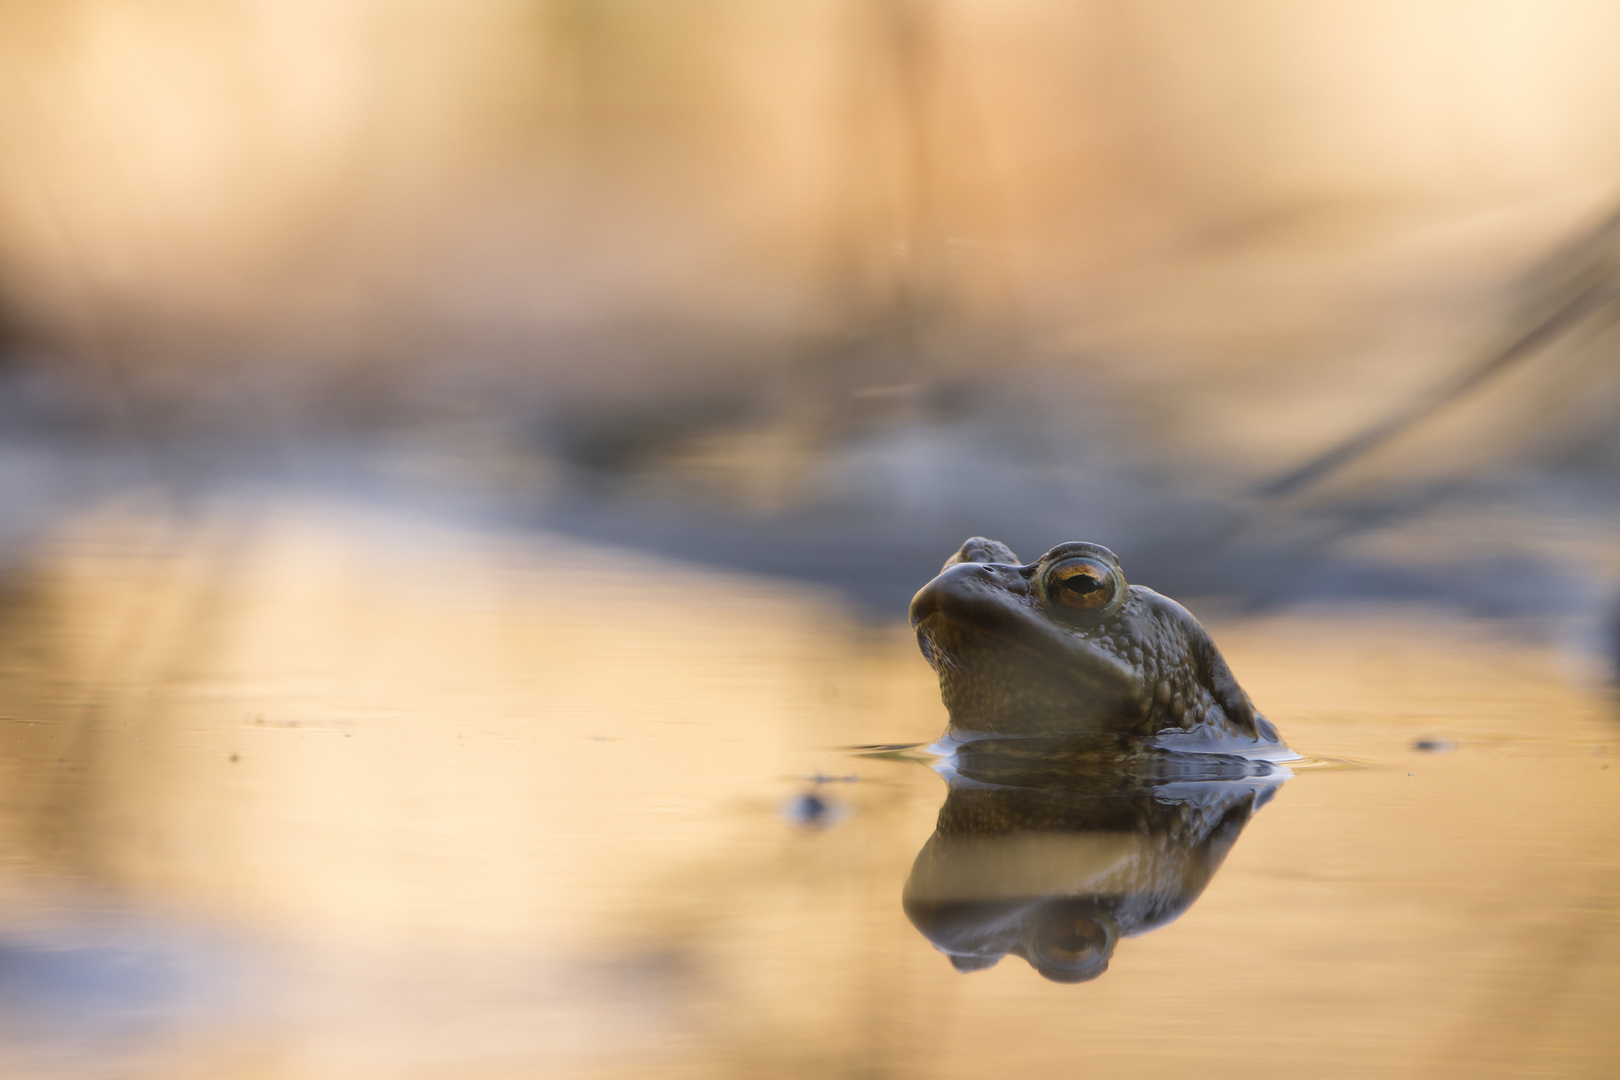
[901,537,1292,982]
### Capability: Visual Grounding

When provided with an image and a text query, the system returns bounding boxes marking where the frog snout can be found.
[909,561,1030,629]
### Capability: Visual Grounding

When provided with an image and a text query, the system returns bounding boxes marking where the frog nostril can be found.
[993,567,1031,594]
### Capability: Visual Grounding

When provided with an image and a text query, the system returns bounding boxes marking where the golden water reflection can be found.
[0,501,1616,1078]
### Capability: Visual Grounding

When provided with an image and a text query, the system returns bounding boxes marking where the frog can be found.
[909,537,1284,749]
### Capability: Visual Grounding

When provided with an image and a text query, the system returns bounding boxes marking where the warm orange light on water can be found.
[0,501,1613,1077]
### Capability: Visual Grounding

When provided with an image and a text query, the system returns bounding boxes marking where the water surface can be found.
[0,500,1615,1078]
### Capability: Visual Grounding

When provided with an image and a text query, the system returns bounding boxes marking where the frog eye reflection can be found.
[1044,558,1119,616]
[1036,913,1110,968]
[1025,901,1117,983]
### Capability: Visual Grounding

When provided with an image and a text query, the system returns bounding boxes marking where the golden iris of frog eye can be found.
[1043,558,1120,618]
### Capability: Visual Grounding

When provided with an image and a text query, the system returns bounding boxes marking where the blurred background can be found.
[0,0,1619,622]
[1,5,1620,1078]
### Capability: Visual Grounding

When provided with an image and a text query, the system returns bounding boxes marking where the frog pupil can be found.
[1048,561,1115,614]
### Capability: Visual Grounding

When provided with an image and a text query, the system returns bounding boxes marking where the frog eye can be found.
[1042,558,1121,619]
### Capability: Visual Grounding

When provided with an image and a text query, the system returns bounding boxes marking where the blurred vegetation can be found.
[0,0,1616,615]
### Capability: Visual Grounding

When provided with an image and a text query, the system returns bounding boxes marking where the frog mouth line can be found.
[910,597,1136,700]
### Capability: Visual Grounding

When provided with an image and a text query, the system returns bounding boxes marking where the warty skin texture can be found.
[909,537,1282,746]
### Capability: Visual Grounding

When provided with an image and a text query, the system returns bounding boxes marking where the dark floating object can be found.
[784,792,832,827]
[1412,739,1455,753]
[784,770,863,828]
[899,538,1295,983]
